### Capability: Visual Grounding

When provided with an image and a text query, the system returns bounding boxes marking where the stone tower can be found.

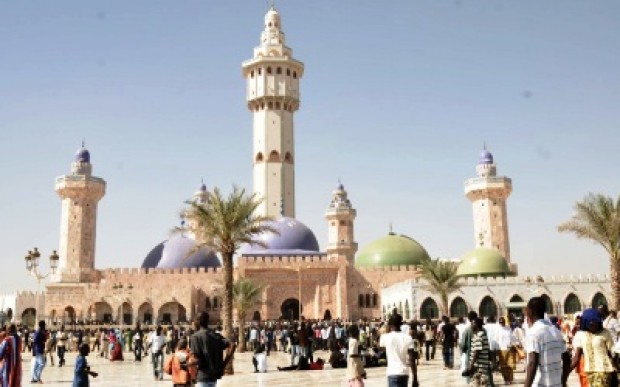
[325,182,358,263]
[464,147,513,264]
[54,144,106,283]
[242,6,304,218]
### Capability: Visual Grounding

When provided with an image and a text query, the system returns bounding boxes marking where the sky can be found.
[1,0,619,292]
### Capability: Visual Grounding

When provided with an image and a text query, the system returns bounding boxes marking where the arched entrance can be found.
[119,302,133,325]
[92,301,113,323]
[281,298,301,320]
[592,292,608,308]
[323,309,332,321]
[479,296,497,318]
[158,302,187,324]
[138,302,153,325]
[252,311,261,322]
[22,308,36,327]
[450,297,468,318]
[420,298,439,319]
[64,306,76,324]
[564,294,582,314]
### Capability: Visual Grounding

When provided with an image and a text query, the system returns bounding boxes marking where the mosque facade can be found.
[0,7,611,327]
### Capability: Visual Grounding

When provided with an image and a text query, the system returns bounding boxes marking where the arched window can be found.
[286,68,291,76]
[268,150,280,162]
[293,71,297,79]
[267,102,273,109]
[372,294,378,308]
[479,296,497,318]
[450,297,468,318]
[358,294,364,308]
[258,68,262,75]
[509,295,524,303]
[592,292,608,308]
[267,67,272,74]
[540,294,554,314]
[365,294,371,308]
[275,102,280,109]
[284,152,293,163]
[205,298,211,310]
[255,152,264,162]
[564,293,581,314]
[277,67,282,74]
[420,298,439,319]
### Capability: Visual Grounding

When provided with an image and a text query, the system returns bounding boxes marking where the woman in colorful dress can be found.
[0,324,22,387]
[570,308,615,387]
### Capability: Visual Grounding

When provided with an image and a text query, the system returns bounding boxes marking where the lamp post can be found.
[24,248,59,327]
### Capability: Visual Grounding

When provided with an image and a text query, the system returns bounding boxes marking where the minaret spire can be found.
[243,7,304,218]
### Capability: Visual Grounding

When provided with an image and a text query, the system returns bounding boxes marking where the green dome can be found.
[456,247,513,278]
[356,232,431,268]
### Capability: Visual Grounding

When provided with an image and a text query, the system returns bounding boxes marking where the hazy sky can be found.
[1,1,619,292]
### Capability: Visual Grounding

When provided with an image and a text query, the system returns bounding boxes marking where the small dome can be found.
[243,217,320,254]
[356,233,431,268]
[141,235,220,269]
[264,7,281,28]
[456,247,512,278]
[478,149,493,165]
[75,147,90,163]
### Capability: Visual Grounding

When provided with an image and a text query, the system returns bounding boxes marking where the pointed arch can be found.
[284,152,293,163]
[420,297,439,319]
[255,152,264,163]
[540,294,554,314]
[509,294,524,303]
[450,297,468,318]
[564,293,581,314]
[592,292,608,308]
[478,296,497,318]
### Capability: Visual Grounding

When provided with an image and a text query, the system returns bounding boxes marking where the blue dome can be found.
[478,149,493,164]
[141,235,221,269]
[75,147,91,163]
[243,217,320,254]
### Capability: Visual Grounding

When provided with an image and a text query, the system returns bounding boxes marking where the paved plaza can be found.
[20,349,582,386]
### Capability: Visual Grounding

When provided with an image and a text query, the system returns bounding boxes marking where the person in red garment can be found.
[0,324,23,387]
[109,330,124,362]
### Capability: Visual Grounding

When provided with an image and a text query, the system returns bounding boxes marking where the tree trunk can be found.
[441,292,449,318]
[611,258,620,311]
[238,315,247,353]
[222,251,235,375]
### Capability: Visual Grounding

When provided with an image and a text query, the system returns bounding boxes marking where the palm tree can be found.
[182,186,276,374]
[418,258,463,317]
[558,193,620,309]
[232,277,265,353]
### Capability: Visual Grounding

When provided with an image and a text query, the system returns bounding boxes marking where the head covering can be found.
[580,308,602,331]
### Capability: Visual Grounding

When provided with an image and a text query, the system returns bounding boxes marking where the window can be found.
[564,294,581,314]
[592,292,608,308]
[277,67,282,74]
[267,67,272,74]
[365,294,371,308]
[358,294,364,308]
[450,297,468,318]
[420,298,439,319]
[372,294,378,308]
[479,296,497,318]
[286,68,291,76]
[250,70,254,78]
[268,150,280,162]
[293,71,297,79]
[258,68,262,75]
[255,153,264,162]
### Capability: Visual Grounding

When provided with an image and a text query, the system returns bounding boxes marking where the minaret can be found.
[464,147,513,264]
[242,6,304,218]
[325,182,358,262]
[54,143,106,282]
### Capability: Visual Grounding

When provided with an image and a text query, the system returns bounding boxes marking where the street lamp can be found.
[24,248,59,326]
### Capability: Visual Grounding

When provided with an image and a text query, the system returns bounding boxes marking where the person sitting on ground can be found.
[252,344,268,373]
[73,343,98,387]
[277,356,325,371]
[329,340,347,368]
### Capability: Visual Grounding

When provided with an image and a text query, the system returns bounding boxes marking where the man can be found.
[57,325,68,367]
[439,315,457,369]
[0,324,22,386]
[149,326,166,380]
[496,316,516,384]
[524,296,570,387]
[379,314,418,387]
[31,320,47,383]
[600,305,619,341]
[468,318,494,386]
[459,310,478,376]
[189,312,235,387]
[484,315,499,372]
[133,323,144,362]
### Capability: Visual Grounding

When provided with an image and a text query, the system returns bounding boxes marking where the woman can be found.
[109,331,124,362]
[467,318,494,387]
[423,320,435,361]
[346,324,365,387]
[571,308,615,387]
[0,325,22,387]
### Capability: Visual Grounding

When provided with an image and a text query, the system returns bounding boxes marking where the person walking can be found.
[133,324,144,362]
[0,324,22,387]
[459,310,478,379]
[73,343,98,387]
[379,314,418,387]
[439,316,457,369]
[149,326,166,381]
[346,324,365,387]
[188,312,235,387]
[30,320,47,384]
[524,296,570,387]
[57,325,68,367]
[570,308,616,387]
[496,317,517,384]
[467,318,494,387]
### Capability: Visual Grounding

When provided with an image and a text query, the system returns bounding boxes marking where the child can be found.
[73,343,98,387]
[252,344,267,373]
[164,339,196,387]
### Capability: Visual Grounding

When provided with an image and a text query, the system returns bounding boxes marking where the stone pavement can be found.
[21,349,581,386]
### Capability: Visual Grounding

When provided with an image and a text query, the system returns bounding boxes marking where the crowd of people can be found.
[1,298,620,386]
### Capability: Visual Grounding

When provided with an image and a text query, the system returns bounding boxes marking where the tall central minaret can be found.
[242,7,304,218]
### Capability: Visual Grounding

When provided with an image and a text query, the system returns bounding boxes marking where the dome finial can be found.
[82,138,86,148]
[389,222,394,235]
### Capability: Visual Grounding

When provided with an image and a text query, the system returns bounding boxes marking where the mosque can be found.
[0,7,611,328]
